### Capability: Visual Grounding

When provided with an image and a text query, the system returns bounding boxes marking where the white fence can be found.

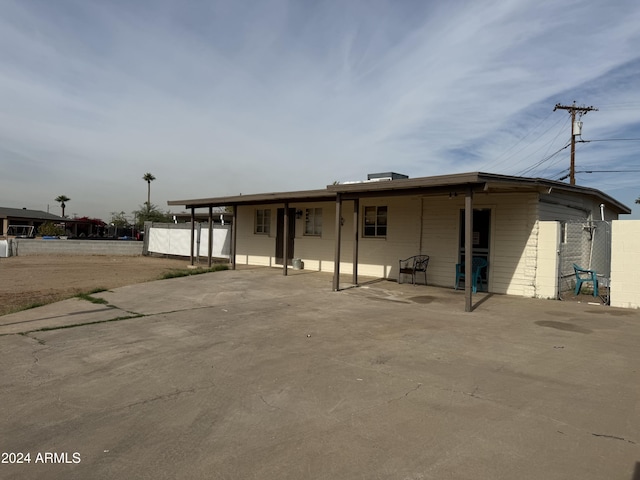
[146,223,231,260]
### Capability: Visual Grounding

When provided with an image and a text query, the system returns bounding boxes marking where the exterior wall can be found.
[539,190,616,222]
[234,192,542,295]
[488,193,539,296]
[291,201,338,272]
[234,197,422,278]
[610,220,640,309]
[230,191,631,303]
[420,196,461,287]
[355,196,422,278]
[235,205,278,266]
[421,193,539,295]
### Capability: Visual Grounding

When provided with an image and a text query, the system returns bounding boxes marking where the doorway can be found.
[276,208,295,265]
[459,209,491,290]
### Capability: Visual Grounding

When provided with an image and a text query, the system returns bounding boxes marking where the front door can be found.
[459,208,491,289]
[276,208,295,265]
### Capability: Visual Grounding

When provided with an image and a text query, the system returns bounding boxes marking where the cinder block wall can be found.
[611,220,640,309]
[11,239,143,256]
[535,221,560,299]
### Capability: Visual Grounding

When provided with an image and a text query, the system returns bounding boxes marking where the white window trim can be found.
[255,208,271,235]
[304,207,323,236]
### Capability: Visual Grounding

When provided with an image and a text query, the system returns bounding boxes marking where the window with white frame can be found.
[304,208,322,236]
[255,208,271,234]
[363,206,387,237]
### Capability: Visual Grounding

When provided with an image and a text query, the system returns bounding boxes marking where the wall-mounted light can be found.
[448,192,458,199]
[295,209,303,219]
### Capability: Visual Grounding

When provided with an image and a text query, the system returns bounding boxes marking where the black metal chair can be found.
[398,255,429,285]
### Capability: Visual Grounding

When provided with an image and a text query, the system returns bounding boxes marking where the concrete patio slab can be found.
[1,267,639,479]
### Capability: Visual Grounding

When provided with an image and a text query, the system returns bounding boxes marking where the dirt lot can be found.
[0,255,201,316]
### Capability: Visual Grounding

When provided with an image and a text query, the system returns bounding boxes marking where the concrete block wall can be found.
[11,239,143,256]
[611,220,640,309]
[535,221,561,299]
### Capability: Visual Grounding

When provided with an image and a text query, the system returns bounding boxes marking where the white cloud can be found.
[0,0,639,219]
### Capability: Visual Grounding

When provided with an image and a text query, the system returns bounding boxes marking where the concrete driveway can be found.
[1,267,639,479]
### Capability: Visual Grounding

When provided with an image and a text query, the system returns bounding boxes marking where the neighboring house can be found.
[0,207,69,237]
[168,172,631,308]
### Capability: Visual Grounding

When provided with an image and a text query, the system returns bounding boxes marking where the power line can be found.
[557,169,640,181]
[484,112,566,172]
[580,138,640,142]
[482,110,555,171]
[516,141,571,177]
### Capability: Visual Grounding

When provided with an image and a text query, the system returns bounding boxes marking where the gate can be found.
[558,220,611,301]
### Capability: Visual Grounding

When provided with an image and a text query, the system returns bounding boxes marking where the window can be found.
[363,206,387,237]
[304,208,323,236]
[255,209,271,234]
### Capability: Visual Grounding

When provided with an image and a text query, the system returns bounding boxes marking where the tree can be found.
[142,173,156,211]
[636,196,639,204]
[109,211,129,228]
[133,203,172,227]
[55,195,70,217]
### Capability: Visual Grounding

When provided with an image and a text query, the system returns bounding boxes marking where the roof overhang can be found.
[328,172,631,214]
[168,189,336,209]
[167,172,631,215]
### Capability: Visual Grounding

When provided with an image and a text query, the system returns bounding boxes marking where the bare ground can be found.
[0,255,202,316]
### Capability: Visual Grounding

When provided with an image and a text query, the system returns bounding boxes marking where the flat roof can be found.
[168,189,336,209]
[168,172,631,214]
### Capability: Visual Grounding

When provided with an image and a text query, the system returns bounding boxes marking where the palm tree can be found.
[55,195,70,218]
[143,173,156,211]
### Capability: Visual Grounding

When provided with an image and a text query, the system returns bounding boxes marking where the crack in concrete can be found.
[592,433,636,444]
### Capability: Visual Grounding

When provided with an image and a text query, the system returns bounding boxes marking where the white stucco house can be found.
[168,172,631,310]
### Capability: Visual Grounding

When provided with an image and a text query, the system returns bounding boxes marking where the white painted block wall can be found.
[535,221,560,299]
[611,220,640,309]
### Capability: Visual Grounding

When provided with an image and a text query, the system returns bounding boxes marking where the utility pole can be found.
[554,101,598,185]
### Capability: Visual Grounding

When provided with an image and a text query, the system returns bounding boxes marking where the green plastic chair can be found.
[573,264,598,297]
[455,257,488,293]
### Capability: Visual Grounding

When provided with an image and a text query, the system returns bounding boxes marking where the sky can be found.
[1,0,639,221]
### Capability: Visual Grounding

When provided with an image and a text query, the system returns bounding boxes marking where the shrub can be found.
[38,222,66,236]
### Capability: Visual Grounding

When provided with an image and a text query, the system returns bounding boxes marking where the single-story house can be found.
[0,207,69,237]
[168,172,631,311]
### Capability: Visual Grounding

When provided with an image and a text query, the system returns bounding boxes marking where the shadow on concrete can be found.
[472,293,494,310]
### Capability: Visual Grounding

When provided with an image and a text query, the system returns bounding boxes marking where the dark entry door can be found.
[276,208,295,265]
[459,209,491,288]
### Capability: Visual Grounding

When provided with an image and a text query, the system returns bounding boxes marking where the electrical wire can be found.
[482,110,557,171]
[504,116,570,175]
[581,138,640,142]
[516,140,571,177]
